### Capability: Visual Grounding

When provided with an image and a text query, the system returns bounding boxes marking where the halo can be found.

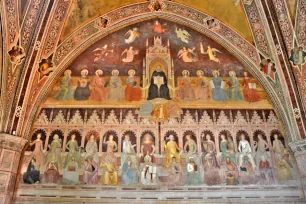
[111,69,119,76]
[196,70,204,76]
[128,69,135,76]
[64,70,71,75]
[182,70,190,76]
[81,69,89,76]
[95,69,103,76]
[212,70,219,76]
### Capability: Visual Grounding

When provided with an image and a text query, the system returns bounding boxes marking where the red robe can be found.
[242,78,261,103]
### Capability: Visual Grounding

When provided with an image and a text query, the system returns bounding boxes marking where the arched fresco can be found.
[19,15,300,192]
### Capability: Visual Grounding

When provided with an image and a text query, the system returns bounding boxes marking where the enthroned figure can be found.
[140,133,156,163]
[164,135,182,169]
[147,65,171,100]
[125,69,142,101]
[74,69,91,101]
[100,156,118,185]
[141,155,157,185]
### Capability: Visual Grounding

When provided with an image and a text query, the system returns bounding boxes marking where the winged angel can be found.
[93,45,113,62]
[175,27,191,44]
[200,43,222,63]
[178,47,198,62]
[125,28,141,44]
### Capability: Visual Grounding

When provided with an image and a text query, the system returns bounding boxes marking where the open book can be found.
[221,81,226,89]
[153,76,164,86]
[210,80,215,88]
[248,83,256,89]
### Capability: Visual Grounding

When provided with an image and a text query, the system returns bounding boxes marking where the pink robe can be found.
[90,76,108,101]
[32,140,44,166]
[195,77,210,100]
[83,161,98,184]
[178,77,195,100]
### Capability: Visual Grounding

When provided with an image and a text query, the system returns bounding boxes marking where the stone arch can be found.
[23,4,297,146]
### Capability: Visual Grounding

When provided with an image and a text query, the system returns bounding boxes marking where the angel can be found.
[121,47,139,63]
[93,45,113,62]
[177,47,198,62]
[125,27,141,44]
[153,20,167,34]
[200,43,221,63]
[175,27,191,43]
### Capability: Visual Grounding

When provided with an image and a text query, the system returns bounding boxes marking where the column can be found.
[0,133,27,204]
[289,139,306,199]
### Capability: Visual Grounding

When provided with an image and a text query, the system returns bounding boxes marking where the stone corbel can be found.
[0,133,28,152]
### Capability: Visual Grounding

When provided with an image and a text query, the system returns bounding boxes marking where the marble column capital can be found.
[0,133,28,152]
[289,138,306,156]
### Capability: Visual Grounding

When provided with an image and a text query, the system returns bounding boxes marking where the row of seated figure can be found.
[23,132,294,186]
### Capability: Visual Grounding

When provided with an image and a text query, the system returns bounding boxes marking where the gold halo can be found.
[128,69,135,76]
[81,69,88,76]
[111,69,119,75]
[182,70,190,76]
[95,69,103,76]
[196,70,204,76]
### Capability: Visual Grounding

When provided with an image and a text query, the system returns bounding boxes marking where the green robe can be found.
[64,140,81,168]
[54,75,74,100]
[227,76,243,101]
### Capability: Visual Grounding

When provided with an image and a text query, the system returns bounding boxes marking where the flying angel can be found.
[200,42,222,63]
[125,27,141,44]
[121,47,139,63]
[92,45,113,62]
[178,47,197,62]
[175,27,191,43]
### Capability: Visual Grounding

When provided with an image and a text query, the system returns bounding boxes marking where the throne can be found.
[142,37,175,99]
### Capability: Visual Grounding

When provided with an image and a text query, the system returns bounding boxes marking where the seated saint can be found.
[90,69,108,101]
[44,160,60,184]
[195,70,210,100]
[177,70,195,101]
[100,156,118,185]
[125,69,142,101]
[54,70,74,101]
[227,71,243,101]
[141,155,157,185]
[211,70,227,102]
[23,158,40,184]
[74,69,91,101]
[62,156,79,184]
[83,156,98,185]
[140,133,156,163]
[168,157,183,186]
[164,135,182,169]
[147,65,171,100]
[185,157,202,185]
[121,156,138,185]
[242,72,261,102]
[108,69,124,101]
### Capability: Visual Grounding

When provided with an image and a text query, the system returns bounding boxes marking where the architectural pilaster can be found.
[0,134,27,204]
[289,139,306,198]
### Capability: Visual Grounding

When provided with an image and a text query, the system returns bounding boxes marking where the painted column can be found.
[289,139,306,199]
[0,134,27,204]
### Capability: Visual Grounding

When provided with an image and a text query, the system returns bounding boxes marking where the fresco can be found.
[21,19,298,188]
[61,0,253,42]
[45,19,272,110]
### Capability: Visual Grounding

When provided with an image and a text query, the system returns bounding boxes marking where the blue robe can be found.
[121,162,138,185]
[23,161,40,184]
[212,77,227,102]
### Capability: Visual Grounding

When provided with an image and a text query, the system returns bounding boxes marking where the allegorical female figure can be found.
[202,134,219,168]
[147,65,171,100]
[194,70,210,100]
[30,133,44,167]
[211,70,227,102]
[220,134,236,163]
[90,69,108,101]
[177,70,195,100]
[242,72,261,103]
[64,134,81,168]
[103,134,118,153]
[54,70,74,100]
[108,69,124,101]
[62,156,79,185]
[85,134,98,160]
[140,133,156,163]
[74,69,91,101]
[125,69,142,101]
[184,134,197,157]
[164,135,182,169]
[227,71,243,101]
[45,134,62,167]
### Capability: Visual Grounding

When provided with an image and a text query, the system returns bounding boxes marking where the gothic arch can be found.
[21,3,298,145]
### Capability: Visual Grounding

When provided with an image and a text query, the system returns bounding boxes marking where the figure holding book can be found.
[147,65,171,100]
[227,71,243,101]
[210,70,227,102]
[177,70,195,101]
[125,69,142,101]
[90,69,108,101]
[194,70,210,100]
[108,69,124,101]
[242,72,261,103]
